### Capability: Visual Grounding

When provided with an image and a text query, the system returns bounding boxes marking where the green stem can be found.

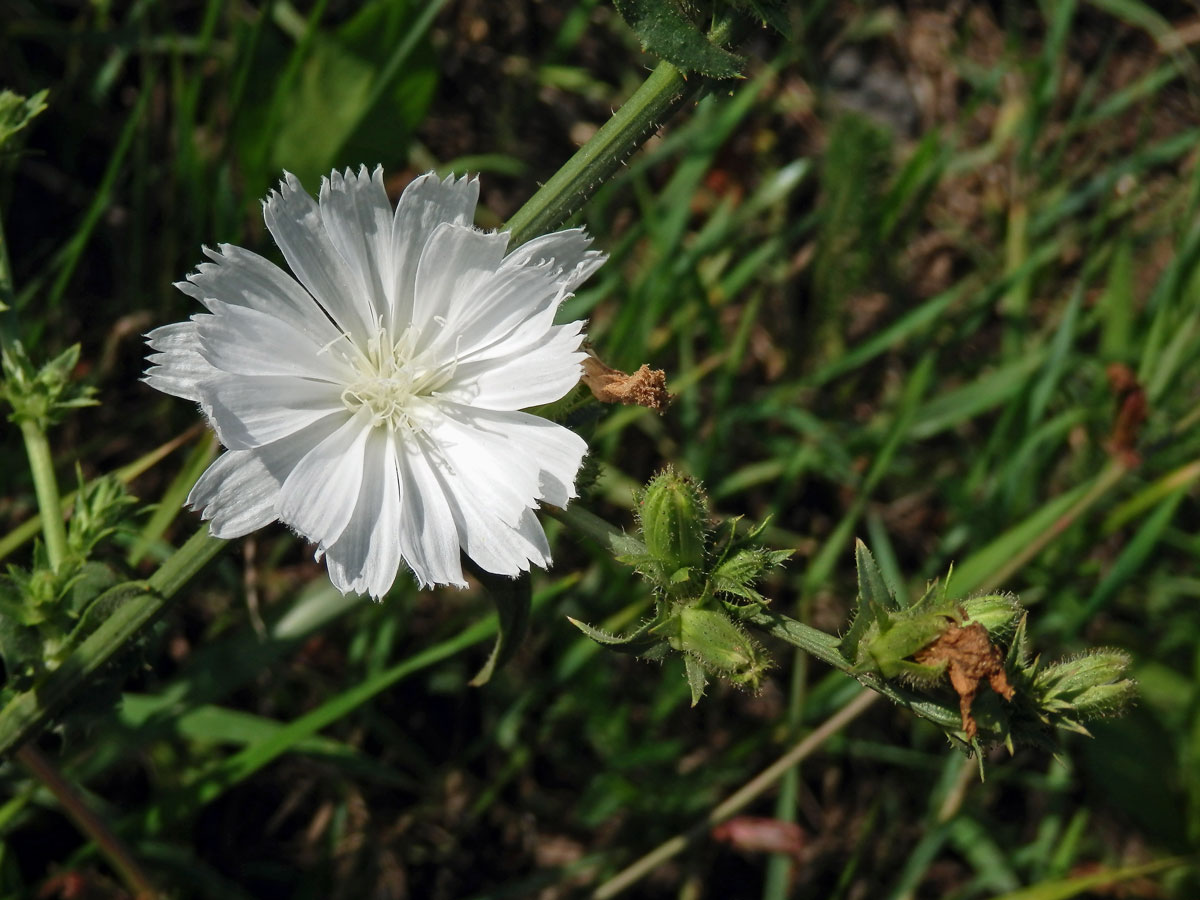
[503,59,703,246]
[19,419,68,571]
[0,526,225,759]
[744,608,848,672]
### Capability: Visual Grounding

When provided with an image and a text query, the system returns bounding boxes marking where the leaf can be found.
[0,89,48,151]
[855,538,899,618]
[66,579,154,650]
[0,580,44,687]
[711,547,791,604]
[613,0,745,79]
[728,0,791,36]
[237,0,438,193]
[684,654,708,706]
[65,561,122,619]
[566,616,669,657]
[987,856,1186,900]
[469,571,532,687]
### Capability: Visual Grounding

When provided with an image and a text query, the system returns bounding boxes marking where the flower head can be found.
[146,166,604,598]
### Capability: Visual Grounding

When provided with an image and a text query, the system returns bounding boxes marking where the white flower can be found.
[146,166,604,598]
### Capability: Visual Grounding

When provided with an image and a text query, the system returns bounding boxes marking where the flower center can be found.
[340,324,451,432]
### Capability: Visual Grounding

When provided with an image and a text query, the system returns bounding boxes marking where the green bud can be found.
[960,593,1021,638]
[1035,650,1135,719]
[673,604,768,691]
[639,468,708,579]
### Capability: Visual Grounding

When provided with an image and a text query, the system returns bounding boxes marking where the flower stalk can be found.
[18,418,67,571]
[504,58,701,246]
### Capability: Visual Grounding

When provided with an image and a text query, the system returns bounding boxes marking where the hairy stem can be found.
[504,60,702,246]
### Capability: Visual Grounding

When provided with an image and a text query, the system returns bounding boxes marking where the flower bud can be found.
[639,468,708,580]
[960,593,1021,638]
[674,604,767,688]
[1036,650,1135,719]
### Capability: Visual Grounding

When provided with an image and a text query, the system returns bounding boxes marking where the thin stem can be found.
[591,690,880,899]
[504,60,702,246]
[744,608,849,672]
[0,526,225,759]
[17,744,159,899]
[19,419,68,570]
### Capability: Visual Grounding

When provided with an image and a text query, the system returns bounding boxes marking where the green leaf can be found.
[0,580,43,688]
[987,856,1186,900]
[855,539,899,617]
[727,0,791,36]
[238,0,439,192]
[711,547,791,604]
[65,578,153,650]
[469,572,532,687]
[613,0,745,79]
[65,561,122,619]
[684,653,708,706]
[566,615,668,657]
[0,89,48,151]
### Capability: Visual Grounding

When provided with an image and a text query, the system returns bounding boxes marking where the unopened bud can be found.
[674,604,767,689]
[640,468,708,580]
[1036,650,1135,719]
[960,593,1021,638]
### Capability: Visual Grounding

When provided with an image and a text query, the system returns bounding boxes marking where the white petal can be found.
[187,450,280,538]
[144,322,217,402]
[422,417,555,575]
[390,173,479,326]
[423,260,566,363]
[277,408,374,549]
[198,374,347,450]
[262,171,376,345]
[432,404,587,510]
[442,321,585,410]
[176,244,343,348]
[188,415,345,537]
[410,222,509,330]
[501,227,607,293]
[193,301,356,383]
[319,166,394,332]
[396,438,466,588]
[440,479,551,577]
[323,429,404,598]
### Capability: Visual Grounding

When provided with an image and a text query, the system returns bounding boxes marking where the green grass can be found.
[1,2,1199,898]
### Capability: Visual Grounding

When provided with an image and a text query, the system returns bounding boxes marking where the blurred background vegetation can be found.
[2,1,1200,897]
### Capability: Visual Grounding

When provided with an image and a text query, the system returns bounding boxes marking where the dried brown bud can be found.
[581,352,671,412]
